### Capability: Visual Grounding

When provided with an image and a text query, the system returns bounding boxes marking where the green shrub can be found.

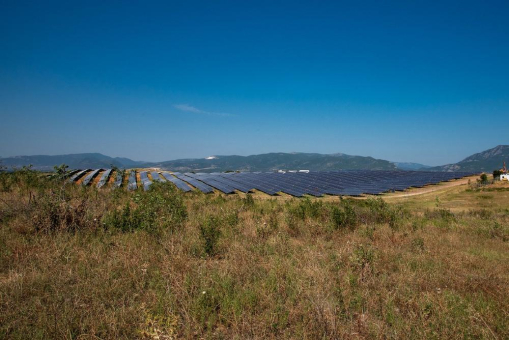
[29,192,90,232]
[52,163,70,180]
[0,172,14,192]
[288,203,306,221]
[493,170,502,180]
[331,201,357,230]
[102,202,142,232]
[200,216,222,256]
[424,208,456,228]
[223,210,239,227]
[243,194,255,208]
[103,182,187,232]
[479,173,488,184]
[286,198,324,222]
[363,198,405,229]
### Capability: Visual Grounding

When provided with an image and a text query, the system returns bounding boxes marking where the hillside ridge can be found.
[2,145,507,172]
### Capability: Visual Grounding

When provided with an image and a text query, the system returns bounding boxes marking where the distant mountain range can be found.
[0,152,396,172]
[391,162,431,171]
[1,145,507,172]
[0,153,147,171]
[428,145,509,172]
[153,153,397,172]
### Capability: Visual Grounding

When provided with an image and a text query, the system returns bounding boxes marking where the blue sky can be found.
[1,1,508,166]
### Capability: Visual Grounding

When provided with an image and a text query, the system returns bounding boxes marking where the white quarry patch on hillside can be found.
[205,156,218,160]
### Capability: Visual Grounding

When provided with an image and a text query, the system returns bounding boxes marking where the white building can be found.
[501,174,509,181]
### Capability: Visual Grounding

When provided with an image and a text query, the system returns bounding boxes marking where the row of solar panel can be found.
[67,169,477,196]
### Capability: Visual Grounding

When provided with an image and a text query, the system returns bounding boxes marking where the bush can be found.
[0,172,14,192]
[424,208,456,228]
[287,198,324,222]
[493,170,502,180]
[103,182,187,232]
[200,216,222,256]
[361,198,406,230]
[29,191,91,233]
[102,202,142,232]
[479,173,488,184]
[243,194,255,208]
[52,163,70,180]
[331,201,357,230]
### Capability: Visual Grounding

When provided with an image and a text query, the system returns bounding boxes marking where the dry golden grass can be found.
[107,170,117,185]
[0,171,508,339]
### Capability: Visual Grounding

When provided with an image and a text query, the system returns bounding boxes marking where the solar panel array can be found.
[69,169,477,197]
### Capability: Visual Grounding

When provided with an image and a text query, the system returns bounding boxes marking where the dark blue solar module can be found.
[127,171,137,191]
[219,173,279,195]
[261,173,319,196]
[68,169,90,182]
[140,171,152,191]
[185,173,236,194]
[97,169,112,188]
[173,173,214,193]
[150,171,164,182]
[66,170,80,179]
[114,170,124,188]
[82,169,102,186]
[161,173,192,192]
[207,173,254,193]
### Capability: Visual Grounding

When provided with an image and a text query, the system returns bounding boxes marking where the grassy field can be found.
[0,169,508,339]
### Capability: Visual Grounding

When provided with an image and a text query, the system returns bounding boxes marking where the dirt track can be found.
[381,175,479,201]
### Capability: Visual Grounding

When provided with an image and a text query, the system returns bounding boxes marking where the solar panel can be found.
[81,169,102,186]
[140,171,152,191]
[219,173,279,195]
[127,170,137,191]
[68,169,90,182]
[114,170,124,188]
[161,173,192,192]
[209,174,254,193]
[185,173,236,194]
[231,173,288,194]
[97,169,112,188]
[150,171,164,182]
[66,169,80,179]
[174,173,214,193]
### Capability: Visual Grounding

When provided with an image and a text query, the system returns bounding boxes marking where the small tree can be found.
[480,173,488,184]
[493,170,502,180]
[53,163,70,179]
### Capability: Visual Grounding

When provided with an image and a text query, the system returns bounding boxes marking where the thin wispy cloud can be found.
[174,104,235,117]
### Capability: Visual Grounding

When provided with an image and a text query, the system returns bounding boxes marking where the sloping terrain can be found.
[154,152,397,172]
[1,171,508,339]
[392,162,431,170]
[0,153,147,171]
[429,145,509,172]
[2,145,507,173]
